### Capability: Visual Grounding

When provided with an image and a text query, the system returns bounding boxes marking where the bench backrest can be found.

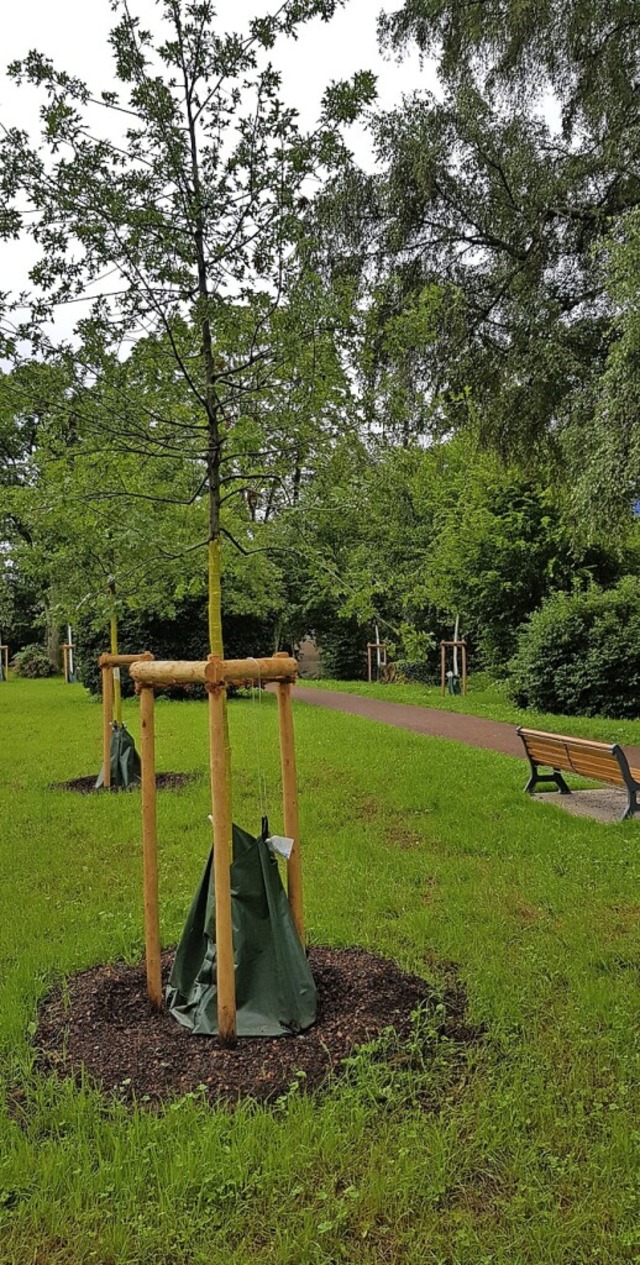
[517,727,630,787]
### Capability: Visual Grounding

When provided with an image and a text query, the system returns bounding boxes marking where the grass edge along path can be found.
[303,676,640,750]
[2,678,640,1263]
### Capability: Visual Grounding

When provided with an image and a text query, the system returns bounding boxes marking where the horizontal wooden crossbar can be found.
[98,652,155,668]
[130,653,298,689]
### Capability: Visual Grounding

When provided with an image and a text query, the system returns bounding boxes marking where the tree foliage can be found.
[310,0,640,525]
[509,578,640,719]
[0,0,373,654]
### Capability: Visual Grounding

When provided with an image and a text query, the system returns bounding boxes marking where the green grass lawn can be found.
[306,676,640,747]
[2,678,640,1263]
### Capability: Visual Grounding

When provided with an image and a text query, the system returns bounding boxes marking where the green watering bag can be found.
[95,722,141,789]
[167,821,317,1037]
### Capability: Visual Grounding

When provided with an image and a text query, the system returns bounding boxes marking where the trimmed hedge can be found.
[393,658,434,685]
[508,579,640,718]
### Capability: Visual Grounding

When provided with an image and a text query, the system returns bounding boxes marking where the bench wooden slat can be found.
[525,741,570,764]
[567,757,625,785]
[519,728,617,754]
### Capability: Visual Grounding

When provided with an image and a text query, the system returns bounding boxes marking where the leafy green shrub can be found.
[508,579,640,718]
[11,643,55,678]
[393,658,434,685]
[317,618,370,681]
[76,600,280,699]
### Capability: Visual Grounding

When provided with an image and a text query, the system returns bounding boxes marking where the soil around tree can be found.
[51,772,196,794]
[35,947,474,1106]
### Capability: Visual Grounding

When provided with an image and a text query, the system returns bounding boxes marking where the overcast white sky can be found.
[1,0,432,137]
[0,0,435,339]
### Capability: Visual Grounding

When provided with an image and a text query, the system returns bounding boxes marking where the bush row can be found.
[15,578,640,720]
[75,600,282,699]
[508,578,640,719]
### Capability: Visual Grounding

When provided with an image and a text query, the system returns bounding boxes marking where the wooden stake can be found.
[130,655,297,689]
[139,686,162,1008]
[98,652,154,668]
[110,612,122,725]
[462,643,467,696]
[440,642,446,696]
[1,645,8,679]
[207,682,236,1044]
[276,667,305,945]
[101,665,112,790]
[62,644,69,684]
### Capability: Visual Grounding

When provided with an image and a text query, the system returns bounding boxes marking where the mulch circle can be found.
[35,947,471,1106]
[50,772,195,794]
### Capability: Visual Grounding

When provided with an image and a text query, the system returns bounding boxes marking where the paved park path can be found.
[291,685,640,768]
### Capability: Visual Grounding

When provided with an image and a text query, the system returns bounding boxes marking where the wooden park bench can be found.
[517,727,640,821]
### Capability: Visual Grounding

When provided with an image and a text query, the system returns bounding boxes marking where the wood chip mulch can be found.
[50,772,195,794]
[35,947,472,1106]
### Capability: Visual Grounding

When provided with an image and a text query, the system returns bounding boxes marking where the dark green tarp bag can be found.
[446,671,461,696]
[167,821,317,1037]
[95,722,141,790]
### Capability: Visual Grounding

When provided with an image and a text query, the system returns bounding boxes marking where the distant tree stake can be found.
[440,640,467,696]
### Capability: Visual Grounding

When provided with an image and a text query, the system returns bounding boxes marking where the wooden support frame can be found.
[101,665,113,790]
[139,685,162,1007]
[0,645,8,679]
[275,652,304,943]
[440,639,467,696]
[60,641,75,684]
[98,651,154,792]
[129,652,302,1045]
[366,641,388,683]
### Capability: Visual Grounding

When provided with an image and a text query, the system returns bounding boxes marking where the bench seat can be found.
[517,727,640,821]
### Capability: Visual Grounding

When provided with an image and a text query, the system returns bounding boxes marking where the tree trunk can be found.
[46,605,61,670]
[208,536,223,657]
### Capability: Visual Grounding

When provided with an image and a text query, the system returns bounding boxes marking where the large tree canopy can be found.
[380,0,640,132]
[313,0,640,526]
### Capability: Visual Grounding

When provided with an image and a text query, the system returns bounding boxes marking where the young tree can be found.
[0,0,375,654]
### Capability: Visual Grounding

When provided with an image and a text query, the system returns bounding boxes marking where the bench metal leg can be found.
[621,788,638,821]
[553,770,571,795]
[524,763,571,796]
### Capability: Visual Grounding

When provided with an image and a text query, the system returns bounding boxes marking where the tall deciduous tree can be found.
[380,0,640,134]
[0,0,375,654]
[568,208,640,527]
[319,0,640,507]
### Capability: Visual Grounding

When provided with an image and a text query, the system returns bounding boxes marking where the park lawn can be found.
[306,676,640,748]
[1,678,640,1264]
